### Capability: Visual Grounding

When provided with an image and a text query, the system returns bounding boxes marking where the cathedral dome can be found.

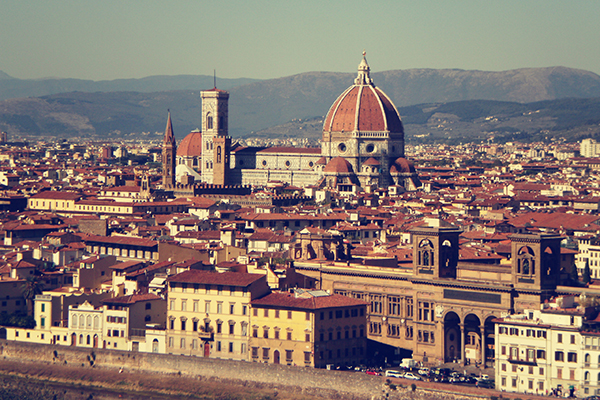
[323,53,404,136]
[390,157,416,174]
[177,130,202,157]
[323,157,354,173]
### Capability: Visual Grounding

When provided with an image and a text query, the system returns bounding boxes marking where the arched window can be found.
[71,315,78,329]
[517,246,535,275]
[418,239,434,267]
[86,315,92,329]
[79,334,84,344]
[585,353,591,363]
[93,316,99,330]
[216,146,222,163]
[207,114,213,130]
[87,335,91,345]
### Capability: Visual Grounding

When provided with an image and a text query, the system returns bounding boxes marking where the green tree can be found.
[570,262,579,284]
[583,260,592,285]
[21,275,44,316]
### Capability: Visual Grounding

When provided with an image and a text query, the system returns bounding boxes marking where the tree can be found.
[583,260,592,285]
[570,262,579,284]
[21,275,44,316]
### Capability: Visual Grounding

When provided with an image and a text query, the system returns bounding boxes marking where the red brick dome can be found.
[362,157,380,166]
[323,157,354,173]
[323,53,403,136]
[390,157,416,173]
[177,130,202,157]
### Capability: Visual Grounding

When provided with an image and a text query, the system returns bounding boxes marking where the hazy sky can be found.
[1,0,599,81]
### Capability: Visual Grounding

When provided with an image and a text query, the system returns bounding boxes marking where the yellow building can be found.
[249,289,368,368]
[165,270,270,360]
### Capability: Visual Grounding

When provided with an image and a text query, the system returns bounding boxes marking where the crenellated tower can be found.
[201,88,229,184]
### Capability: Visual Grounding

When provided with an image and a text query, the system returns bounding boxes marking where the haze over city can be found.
[3,1,600,399]
[1,0,600,81]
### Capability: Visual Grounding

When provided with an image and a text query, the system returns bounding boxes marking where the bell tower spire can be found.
[162,110,177,188]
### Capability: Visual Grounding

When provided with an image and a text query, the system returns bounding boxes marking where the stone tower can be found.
[410,220,462,280]
[510,233,562,291]
[213,135,231,186]
[200,88,229,184]
[161,111,176,188]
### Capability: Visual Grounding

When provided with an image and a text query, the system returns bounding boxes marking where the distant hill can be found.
[1,66,600,141]
[0,72,259,100]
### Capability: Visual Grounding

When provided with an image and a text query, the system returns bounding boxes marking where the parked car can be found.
[418,367,430,376]
[403,372,422,380]
[365,370,381,376]
[385,370,404,378]
[477,379,495,389]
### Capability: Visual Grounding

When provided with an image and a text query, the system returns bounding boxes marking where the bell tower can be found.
[510,233,562,291]
[161,111,176,188]
[410,220,461,280]
[201,88,229,184]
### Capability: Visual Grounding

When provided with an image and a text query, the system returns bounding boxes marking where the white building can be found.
[495,296,598,397]
[581,139,600,158]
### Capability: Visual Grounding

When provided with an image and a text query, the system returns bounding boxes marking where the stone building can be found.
[293,219,564,367]
[167,53,420,192]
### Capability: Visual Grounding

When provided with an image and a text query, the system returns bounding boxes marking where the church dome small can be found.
[323,52,404,136]
[390,157,416,173]
[362,157,380,166]
[177,130,202,157]
[324,157,354,173]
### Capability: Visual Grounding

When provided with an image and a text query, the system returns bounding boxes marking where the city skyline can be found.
[1,0,599,81]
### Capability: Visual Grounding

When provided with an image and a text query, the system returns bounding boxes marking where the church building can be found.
[168,53,420,192]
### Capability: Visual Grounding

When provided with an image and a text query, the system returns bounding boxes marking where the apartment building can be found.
[165,270,270,360]
[249,289,368,368]
[495,296,598,396]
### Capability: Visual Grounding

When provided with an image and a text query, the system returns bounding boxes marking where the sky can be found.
[1,0,599,81]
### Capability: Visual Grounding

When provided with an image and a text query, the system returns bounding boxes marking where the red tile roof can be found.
[103,293,162,305]
[251,291,367,310]
[166,270,264,287]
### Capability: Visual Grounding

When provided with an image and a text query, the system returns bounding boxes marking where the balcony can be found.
[507,357,537,366]
[130,328,146,338]
[198,327,214,341]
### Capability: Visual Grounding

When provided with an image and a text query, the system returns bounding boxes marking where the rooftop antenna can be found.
[214,69,216,89]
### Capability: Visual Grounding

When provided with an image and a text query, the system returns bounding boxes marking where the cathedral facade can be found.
[170,53,419,192]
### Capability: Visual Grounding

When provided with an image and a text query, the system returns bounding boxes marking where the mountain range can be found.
[1,67,600,142]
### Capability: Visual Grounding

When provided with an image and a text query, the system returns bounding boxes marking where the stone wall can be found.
[0,340,381,399]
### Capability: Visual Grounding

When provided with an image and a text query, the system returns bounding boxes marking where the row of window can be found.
[167,336,245,354]
[251,347,311,363]
[335,291,415,319]
[499,328,578,345]
[501,346,546,361]
[501,365,600,384]
[169,299,248,315]
[500,376,545,391]
[169,284,247,295]
[253,308,304,320]
[318,328,365,341]
[71,314,101,330]
[169,319,247,336]
[498,327,547,338]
